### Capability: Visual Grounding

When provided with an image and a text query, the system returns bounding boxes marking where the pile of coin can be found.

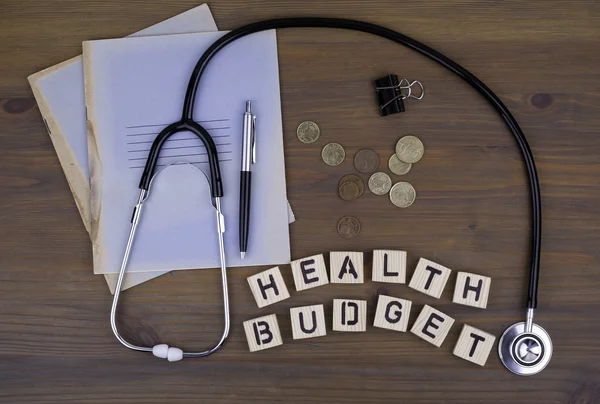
[296,120,425,237]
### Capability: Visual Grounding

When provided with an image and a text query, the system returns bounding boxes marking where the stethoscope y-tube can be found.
[110,17,550,373]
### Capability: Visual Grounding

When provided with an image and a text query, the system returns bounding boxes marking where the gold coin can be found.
[388,154,412,175]
[395,135,424,164]
[339,181,360,201]
[368,172,392,195]
[338,174,364,200]
[296,121,320,144]
[389,182,416,208]
[322,143,345,166]
[337,216,361,238]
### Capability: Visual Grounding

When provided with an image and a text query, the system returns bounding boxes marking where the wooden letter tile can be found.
[333,299,367,332]
[290,304,327,340]
[243,314,283,352]
[247,266,290,308]
[373,295,412,332]
[410,305,455,347]
[453,324,496,366]
[452,272,491,309]
[372,250,406,283]
[290,254,329,291]
[330,252,364,284]
[408,258,452,299]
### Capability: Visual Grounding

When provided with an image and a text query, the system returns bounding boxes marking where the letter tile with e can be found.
[290,254,329,291]
[243,314,283,352]
[410,305,455,347]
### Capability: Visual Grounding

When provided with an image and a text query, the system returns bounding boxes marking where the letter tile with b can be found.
[333,299,367,332]
[243,314,283,352]
[452,272,491,309]
[290,254,329,291]
[290,304,327,340]
[373,295,412,332]
[247,266,290,308]
[408,258,452,299]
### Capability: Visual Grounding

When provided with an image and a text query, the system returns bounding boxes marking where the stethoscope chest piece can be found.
[498,321,552,376]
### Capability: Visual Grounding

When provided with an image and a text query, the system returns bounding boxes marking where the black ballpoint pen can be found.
[239,100,256,259]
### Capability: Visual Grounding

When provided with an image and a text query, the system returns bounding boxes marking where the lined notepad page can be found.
[84,30,291,274]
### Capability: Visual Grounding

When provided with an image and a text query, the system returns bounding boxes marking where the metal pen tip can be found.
[241,251,246,259]
[246,100,251,113]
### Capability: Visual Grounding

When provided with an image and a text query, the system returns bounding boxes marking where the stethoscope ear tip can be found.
[498,321,552,376]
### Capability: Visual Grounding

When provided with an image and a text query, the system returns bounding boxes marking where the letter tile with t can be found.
[410,305,455,347]
[373,295,412,332]
[452,272,491,309]
[290,304,327,340]
[333,299,367,332]
[243,314,283,352]
[408,258,452,299]
[290,254,329,291]
[330,252,364,284]
[453,324,496,366]
[247,266,290,308]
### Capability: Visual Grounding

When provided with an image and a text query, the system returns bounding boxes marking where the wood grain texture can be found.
[453,324,496,367]
[332,299,367,332]
[242,314,283,352]
[372,249,406,283]
[410,304,455,347]
[290,253,329,291]
[1,0,600,403]
[453,271,492,309]
[408,257,453,298]
[290,304,327,340]
[330,251,364,283]
[373,294,412,332]
[247,266,290,308]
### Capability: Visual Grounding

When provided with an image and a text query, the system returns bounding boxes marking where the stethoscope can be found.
[110,17,552,374]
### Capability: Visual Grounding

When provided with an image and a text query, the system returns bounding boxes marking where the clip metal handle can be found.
[251,115,256,164]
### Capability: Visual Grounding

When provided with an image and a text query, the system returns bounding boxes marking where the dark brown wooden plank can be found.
[1,0,599,403]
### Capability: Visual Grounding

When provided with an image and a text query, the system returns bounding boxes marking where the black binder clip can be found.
[373,74,424,117]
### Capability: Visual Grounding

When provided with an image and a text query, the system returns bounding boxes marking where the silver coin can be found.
[368,172,392,195]
[297,121,320,144]
[389,182,416,208]
[322,143,345,166]
[395,135,424,164]
[388,154,412,175]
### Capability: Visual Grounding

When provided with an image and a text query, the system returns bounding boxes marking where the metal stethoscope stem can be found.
[110,189,230,361]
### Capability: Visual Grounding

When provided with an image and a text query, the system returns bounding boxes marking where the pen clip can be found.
[251,115,256,164]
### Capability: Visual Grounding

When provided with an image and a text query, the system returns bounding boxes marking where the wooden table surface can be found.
[1,1,599,403]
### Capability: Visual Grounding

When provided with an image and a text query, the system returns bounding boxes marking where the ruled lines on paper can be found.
[125,119,233,169]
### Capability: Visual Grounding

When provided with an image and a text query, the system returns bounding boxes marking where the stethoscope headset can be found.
[110,17,552,374]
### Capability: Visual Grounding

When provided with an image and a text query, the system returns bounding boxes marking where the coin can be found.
[321,143,345,166]
[389,182,416,208]
[395,135,424,164]
[354,149,380,173]
[368,172,392,195]
[337,216,361,238]
[338,181,360,201]
[388,154,412,175]
[296,121,320,144]
[338,174,364,201]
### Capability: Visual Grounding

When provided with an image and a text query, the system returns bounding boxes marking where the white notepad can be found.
[84,30,291,274]
[28,4,219,291]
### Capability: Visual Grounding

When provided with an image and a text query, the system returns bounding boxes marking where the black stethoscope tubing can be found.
[141,17,542,311]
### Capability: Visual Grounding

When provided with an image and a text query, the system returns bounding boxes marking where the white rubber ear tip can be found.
[152,344,169,359]
[167,347,183,362]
